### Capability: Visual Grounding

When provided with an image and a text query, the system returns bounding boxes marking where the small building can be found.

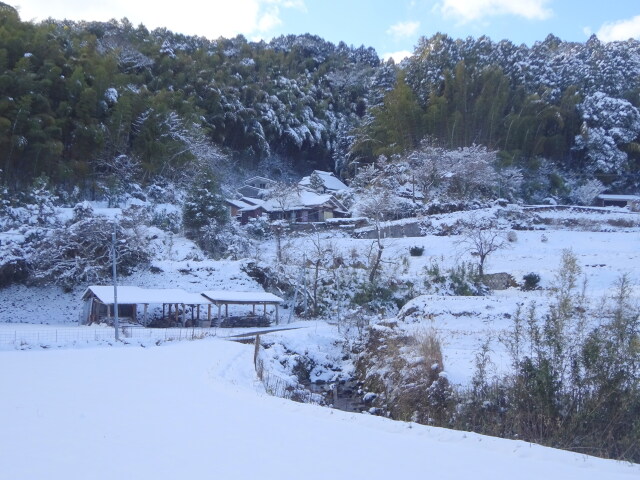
[237,176,277,199]
[597,194,640,210]
[241,189,348,223]
[81,286,213,327]
[299,170,348,193]
[225,198,253,218]
[201,290,284,326]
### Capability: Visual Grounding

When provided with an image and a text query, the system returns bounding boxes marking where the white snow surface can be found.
[1,338,638,480]
[202,289,283,303]
[84,285,211,305]
[299,170,348,191]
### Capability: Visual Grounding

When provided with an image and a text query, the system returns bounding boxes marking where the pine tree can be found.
[182,173,228,238]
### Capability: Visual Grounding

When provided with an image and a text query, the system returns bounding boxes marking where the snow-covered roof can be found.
[225,198,252,209]
[244,176,276,186]
[299,170,348,192]
[257,190,345,213]
[239,197,263,206]
[597,194,640,201]
[202,290,283,304]
[83,286,210,305]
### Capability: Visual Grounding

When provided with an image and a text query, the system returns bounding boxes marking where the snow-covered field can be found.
[2,338,639,479]
[2,206,640,476]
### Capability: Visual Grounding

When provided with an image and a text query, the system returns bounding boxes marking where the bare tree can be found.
[266,182,299,263]
[456,218,508,277]
[267,182,299,221]
[355,187,400,283]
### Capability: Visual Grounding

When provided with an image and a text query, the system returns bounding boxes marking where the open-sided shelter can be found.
[201,290,284,325]
[81,286,214,327]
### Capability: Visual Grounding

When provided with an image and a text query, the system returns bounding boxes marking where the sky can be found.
[12,0,640,62]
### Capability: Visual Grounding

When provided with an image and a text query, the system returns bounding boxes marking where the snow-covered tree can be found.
[570,179,604,205]
[27,175,58,226]
[407,144,499,200]
[30,214,149,290]
[574,92,640,176]
[309,171,324,192]
[182,173,229,240]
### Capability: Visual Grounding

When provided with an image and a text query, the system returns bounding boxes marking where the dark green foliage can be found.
[447,262,485,296]
[182,173,228,237]
[409,245,424,256]
[363,253,640,462]
[0,14,379,193]
[2,12,640,196]
[454,260,640,461]
[424,261,485,296]
[522,272,541,290]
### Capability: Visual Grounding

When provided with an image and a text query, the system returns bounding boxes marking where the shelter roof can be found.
[201,290,283,304]
[83,286,210,305]
[597,194,640,201]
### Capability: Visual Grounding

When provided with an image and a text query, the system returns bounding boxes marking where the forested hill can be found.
[1,2,640,196]
[354,34,640,190]
[0,3,385,192]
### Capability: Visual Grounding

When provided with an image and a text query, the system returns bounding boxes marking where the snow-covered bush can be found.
[0,242,29,287]
[423,261,486,296]
[356,322,455,423]
[569,179,604,206]
[522,272,541,290]
[29,214,150,290]
[71,201,94,222]
[199,220,252,260]
[244,216,271,240]
[26,175,58,227]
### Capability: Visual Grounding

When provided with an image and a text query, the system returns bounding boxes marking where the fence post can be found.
[254,334,261,368]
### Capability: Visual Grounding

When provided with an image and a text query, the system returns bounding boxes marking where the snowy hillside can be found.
[1,339,638,480]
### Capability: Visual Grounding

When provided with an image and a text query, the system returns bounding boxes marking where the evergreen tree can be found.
[182,172,228,239]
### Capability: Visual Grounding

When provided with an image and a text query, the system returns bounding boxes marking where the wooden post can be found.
[175,303,179,326]
[225,303,228,318]
[143,304,148,326]
[263,304,267,317]
[254,334,261,368]
[276,304,279,324]
[252,304,256,315]
[108,304,112,324]
[217,304,221,323]
[208,304,212,324]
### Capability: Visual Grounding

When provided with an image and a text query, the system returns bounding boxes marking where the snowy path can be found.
[1,339,638,479]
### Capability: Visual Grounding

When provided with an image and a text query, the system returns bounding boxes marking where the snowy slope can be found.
[1,339,638,480]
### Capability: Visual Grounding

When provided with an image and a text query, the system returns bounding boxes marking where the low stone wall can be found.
[354,220,425,239]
